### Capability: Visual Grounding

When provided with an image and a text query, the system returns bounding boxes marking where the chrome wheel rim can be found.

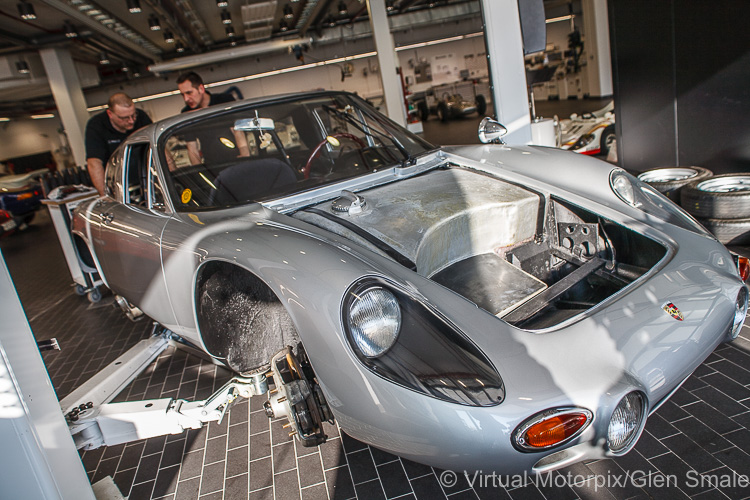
[638,168,700,183]
[697,176,750,193]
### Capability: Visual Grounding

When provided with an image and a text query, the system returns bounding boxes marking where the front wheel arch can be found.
[194,260,300,374]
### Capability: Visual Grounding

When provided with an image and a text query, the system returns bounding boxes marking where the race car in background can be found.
[559,101,615,156]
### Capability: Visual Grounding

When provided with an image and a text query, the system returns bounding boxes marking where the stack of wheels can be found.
[637,166,712,204]
[681,174,750,246]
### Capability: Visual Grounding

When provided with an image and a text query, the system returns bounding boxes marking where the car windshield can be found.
[161,92,434,211]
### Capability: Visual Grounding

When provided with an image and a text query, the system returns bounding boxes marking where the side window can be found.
[124,143,150,207]
[104,148,125,200]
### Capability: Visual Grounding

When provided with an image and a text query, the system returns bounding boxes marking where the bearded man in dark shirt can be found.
[175,72,245,165]
[177,71,235,112]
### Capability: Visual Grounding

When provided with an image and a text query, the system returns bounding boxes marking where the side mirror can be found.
[234,117,275,131]
[478,117,508,144]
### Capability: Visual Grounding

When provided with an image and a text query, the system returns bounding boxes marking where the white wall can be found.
[1,34,490,164]
[398,36,488,93]
[0,118,74,169]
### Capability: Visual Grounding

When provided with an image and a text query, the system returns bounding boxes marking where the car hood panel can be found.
[294,168,540,278]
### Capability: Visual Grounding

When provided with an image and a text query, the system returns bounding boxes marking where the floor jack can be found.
[63,324,331,451]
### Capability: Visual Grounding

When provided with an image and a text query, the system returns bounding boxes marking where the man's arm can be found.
[186,140,202,165]
[87,158,106,196]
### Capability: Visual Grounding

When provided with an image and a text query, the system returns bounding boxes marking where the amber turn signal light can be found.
[737,256,749,282]
[524,413,588,448]
[513,408,593,451]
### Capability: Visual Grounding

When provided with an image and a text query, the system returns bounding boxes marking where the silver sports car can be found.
[72,90,747,474]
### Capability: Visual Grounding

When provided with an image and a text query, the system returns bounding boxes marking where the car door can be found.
[95,142,175,323]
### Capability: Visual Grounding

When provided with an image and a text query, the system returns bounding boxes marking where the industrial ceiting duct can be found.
[148,37,313,74]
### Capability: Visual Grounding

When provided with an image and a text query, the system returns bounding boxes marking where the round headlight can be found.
[347,287,401,358]
[729,286,748,340]
[607,392,645,454]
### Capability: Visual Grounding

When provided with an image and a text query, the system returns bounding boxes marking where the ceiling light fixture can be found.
[17,1,36,20]
[225,25,235,37]
[216,0,228,7]
[148,15,161,30]
[279,19,288,32]
[221,9,232,24]
[283,4,294,19]
[338,1,347,15]
[126,0,141,14]
[64,20,78,38]
[99,52,110,64]
[326,15,336,27]
[176,41,185,53]
[16,60,30,74]
[31,114,55,119]
[164,30,175,43]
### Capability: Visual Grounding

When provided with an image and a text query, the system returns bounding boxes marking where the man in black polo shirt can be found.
[85,92,152,195]
[177,71,235,112]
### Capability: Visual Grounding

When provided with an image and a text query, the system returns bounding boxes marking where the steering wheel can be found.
[303,133,366,179]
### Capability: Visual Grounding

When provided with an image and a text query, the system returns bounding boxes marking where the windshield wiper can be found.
[322,104,415,167]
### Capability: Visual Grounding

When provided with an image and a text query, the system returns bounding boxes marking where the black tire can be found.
[41,173,53,198]
[697,217,750,245]
[51,171,63,188]
[70,167,82,185]
[681,173,750,219]
[80,166,92,186]
[637,166,713,204]
[437,102,449,122]
[62,168,74,185]
[74,284,87,296]
[417,100,429,121]
[475,94,487,115]
[600,125,616,157]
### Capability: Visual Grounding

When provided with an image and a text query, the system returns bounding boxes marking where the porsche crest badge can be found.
[662,301,684,321]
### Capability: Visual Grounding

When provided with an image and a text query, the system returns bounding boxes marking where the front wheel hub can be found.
[265,346,329,447]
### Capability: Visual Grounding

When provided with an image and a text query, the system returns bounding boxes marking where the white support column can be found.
[582,0,613,97]
[366,0,406,126]
[39,48,90,168]
[480,0,532,144]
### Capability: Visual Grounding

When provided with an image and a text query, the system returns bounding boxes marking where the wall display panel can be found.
[609,0,676,171]
[610,0,750,173]
[673,1,750,174]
